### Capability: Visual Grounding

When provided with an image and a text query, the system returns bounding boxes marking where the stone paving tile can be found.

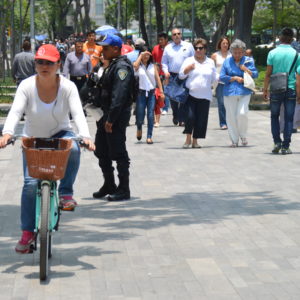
[2,106,300,299]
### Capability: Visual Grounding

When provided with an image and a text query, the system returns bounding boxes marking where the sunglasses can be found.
[172,33,181,36]
[194,46,205,51]
[35,59,56,66]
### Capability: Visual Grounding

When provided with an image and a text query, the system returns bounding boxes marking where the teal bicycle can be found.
[9,136,85,281]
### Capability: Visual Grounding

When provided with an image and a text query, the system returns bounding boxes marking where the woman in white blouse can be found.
[133,48,164,144]
[0,44,95,253]
[179,38,217,148]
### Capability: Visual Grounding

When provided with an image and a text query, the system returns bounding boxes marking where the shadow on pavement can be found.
[1,190,299,279]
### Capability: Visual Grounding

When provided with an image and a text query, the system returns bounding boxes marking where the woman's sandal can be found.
[146,138,153,144]
[59,197,77,211]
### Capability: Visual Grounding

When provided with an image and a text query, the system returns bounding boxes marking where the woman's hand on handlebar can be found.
[81,138,96,151]
[0,134,13,148]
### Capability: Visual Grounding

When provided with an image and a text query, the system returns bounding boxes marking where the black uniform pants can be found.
[70,76,86,94]
[94,108,131,177]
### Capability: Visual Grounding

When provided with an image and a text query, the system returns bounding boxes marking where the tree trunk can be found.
[194,16,208,40]
[57,0,74,38]
[74,0,81,34]
[153,0,164,35]
[83,0,91,32]
[211,0,234,51]
[233,0,257,47]
[139,0,149,45]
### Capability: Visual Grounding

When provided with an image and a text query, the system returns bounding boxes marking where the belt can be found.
[170,72,178,77]
[70,75,86,80]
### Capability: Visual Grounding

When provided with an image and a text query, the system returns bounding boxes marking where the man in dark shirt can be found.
[93,34,134,201]
[12,40,35,86]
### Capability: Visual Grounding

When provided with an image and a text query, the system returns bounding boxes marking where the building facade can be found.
[90,0,105,26]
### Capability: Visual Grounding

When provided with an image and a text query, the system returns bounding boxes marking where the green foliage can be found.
[252,0,300,33]
[254,65,267,89]
[252,47,273,66]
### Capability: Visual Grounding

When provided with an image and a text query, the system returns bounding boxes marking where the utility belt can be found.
[70,75,86,81]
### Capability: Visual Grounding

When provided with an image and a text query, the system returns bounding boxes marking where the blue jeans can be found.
[270,89,296,148]
[216,83,227,127]
[136,90,155,138]
[21,130,80,231]
[162,95,170,112]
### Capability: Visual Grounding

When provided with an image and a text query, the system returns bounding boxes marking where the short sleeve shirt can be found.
[83,42,103,68]
[267,44,300,89]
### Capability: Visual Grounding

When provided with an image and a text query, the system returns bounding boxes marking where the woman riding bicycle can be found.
[0,44,95,253]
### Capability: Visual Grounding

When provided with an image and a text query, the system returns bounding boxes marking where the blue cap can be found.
[97,34,123,48]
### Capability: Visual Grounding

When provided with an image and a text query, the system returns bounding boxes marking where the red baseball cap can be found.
[35,44,60,62]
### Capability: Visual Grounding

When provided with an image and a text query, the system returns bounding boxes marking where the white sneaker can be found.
[161,110,167,115]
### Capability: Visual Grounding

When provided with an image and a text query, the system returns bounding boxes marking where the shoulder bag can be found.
[270,53,298,94]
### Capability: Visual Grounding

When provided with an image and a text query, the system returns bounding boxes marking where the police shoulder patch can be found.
[118,69,128,80]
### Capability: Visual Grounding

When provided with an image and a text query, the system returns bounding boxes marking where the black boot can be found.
[93,173,117,199]
[107,175,130,201]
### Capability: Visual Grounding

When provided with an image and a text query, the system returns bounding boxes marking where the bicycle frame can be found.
[35,180,60,233]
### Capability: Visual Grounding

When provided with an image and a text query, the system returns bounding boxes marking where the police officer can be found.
[93,34,134,201]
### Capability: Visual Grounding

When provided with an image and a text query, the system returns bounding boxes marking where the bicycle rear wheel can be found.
[40,183,50,281]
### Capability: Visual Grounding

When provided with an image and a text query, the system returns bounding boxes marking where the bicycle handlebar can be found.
[6,136,89,148]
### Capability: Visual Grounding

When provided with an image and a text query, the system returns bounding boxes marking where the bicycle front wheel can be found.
[40,182,50,281]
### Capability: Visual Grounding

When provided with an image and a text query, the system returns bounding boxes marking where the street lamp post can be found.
[191,0,194,41]
[149,0,152,46]
[30,0,35,53]
[125,0,127,38]
[164,0,168,33]
[19,0,22,50]
[117,0,121,30]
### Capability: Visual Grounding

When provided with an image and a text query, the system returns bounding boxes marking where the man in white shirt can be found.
[162,28,194,125]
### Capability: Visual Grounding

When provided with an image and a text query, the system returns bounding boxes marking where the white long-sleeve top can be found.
[136,63,156,93]
[179,56,217,101]
[3,75,91,138]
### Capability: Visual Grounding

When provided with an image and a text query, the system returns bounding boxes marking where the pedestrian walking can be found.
[133,48,165,144]
[63,39,92,96]
[12,40,36,86]
[93,34,135,201]
[211,36,231,130]
[263,28,300,154]
[126,38,146,63]
[152,32,169,122]
[179,38,217,148]
[162,28,194,126]
[220,39,258,147]
[83,30,102,68]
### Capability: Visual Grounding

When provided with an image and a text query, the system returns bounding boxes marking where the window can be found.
[96,0,103,15]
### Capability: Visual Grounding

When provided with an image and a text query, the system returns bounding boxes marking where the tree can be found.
[153,0,164,35]
[252,0,300,41]
[233,0,257,46]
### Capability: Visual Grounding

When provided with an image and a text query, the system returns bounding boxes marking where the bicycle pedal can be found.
[61,207,75,211]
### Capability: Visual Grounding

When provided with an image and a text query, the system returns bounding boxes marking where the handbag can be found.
[143,64,165,107]
[270,53,298,94]
[164,75,189,104]
[243,71,255,92]
[155,88,165,108]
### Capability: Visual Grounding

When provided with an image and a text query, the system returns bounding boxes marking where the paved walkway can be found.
[1,107,300,300]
